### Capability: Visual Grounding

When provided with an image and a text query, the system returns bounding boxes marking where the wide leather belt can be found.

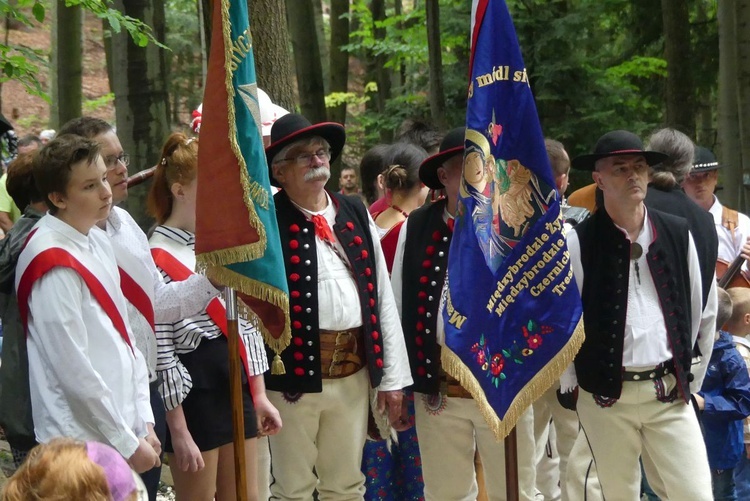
[320,327,365,379]
[622,360,675,382]
[440,371,473,399]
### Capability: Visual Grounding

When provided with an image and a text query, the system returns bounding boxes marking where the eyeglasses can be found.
[275,148,331,168]
[103,153,130,169]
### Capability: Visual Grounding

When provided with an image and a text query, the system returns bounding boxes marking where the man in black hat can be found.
[391,127,537,500]
[264,113,412,500]
[561,130,715,500]
[682,146,750,277]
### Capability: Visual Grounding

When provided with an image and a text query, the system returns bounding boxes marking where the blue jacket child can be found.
[699,330,750,470]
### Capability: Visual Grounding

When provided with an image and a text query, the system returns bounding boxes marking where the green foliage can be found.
[0,0,168,101]
[69,0,167,49]
[164,0,203,125]
[83,92,114,112]
[341,0,470,153]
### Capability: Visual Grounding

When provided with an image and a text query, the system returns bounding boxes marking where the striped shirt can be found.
[150,225,268,411]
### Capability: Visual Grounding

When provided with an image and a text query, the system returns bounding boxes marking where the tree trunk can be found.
[312,0,329,95]
[425,0,446,129]
[50,0,82,129]
[249,0,296,111]
[661,0,694,137]
[198,0,209,87]
[111,0,170,228]
[286,0,327,123]
[329,0,349,126]
[718,0,743,211]
[736,0,750,212]
[371,0,392,142]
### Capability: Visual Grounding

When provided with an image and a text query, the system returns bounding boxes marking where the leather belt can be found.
[440,371,473,399]
[622,361,675,382]
[320,327,365,379]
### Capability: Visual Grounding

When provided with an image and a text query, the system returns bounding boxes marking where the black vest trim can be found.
[401,200,452,394]
[574,208,693,402]
[267,191,384,393]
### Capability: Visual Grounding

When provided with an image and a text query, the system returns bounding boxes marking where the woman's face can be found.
[464,151,485,184]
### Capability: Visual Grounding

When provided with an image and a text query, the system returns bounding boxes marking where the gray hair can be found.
[646,128,694,188]
[271,137,331,165]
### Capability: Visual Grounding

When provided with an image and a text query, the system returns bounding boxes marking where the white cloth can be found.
[415,394,537,501]
[17,215,152,458]
[563,208,716,393]
[289,194,412,391]
[575,383,712,500]
[267,369,370,500]
[709,196,750,268]
[149,225,268,411]
[103,206,217,380]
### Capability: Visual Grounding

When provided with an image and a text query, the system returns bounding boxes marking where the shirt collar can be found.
[45,213,97,248]
[153,225,195,249]
[103,205,124,234]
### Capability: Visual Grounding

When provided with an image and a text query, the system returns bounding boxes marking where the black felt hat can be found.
[419,127,465,189]
[571,130,669,171]
[691,146,722,173]
[265,113,346,185]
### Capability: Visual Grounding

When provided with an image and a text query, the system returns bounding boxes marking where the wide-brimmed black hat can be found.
[265,113,346,185]
[571,130,669,171]
[419,127,465,189]
[691,146,722,173]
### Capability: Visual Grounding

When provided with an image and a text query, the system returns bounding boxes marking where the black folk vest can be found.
[574,208,694,402]
[267,191,385,393]
[400,199,452,394]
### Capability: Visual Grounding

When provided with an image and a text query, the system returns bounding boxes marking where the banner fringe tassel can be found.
[441,317,585,441]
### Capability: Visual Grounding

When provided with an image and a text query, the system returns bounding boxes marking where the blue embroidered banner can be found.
[442,0,584,439]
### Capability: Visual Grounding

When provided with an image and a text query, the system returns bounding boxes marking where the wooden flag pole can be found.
[225,287,248,501]
[505,426,519,501]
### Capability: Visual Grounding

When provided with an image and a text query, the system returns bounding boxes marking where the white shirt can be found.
[103,206,218,380]
[19,215,153,458]
[290,194,412,391]
[709,196,750,267]
[564,208,716,393]
[149,226,269,411]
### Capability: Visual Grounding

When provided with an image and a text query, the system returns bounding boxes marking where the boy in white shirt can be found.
[15,134,159,473]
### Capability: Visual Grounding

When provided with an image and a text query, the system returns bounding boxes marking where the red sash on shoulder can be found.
[17,248,134,353]
[150,248,251,379]
[118,267,155,331]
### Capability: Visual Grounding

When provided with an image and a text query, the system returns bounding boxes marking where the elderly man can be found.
[562,130,716,500]
[265,113,412,500]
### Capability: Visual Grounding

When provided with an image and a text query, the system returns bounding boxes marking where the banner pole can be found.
[225,286,248,500]
[504,426,519,501]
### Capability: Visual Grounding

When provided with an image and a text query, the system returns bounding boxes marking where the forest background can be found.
[0,0,746,226]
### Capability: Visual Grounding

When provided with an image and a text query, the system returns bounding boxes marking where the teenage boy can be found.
[15,134,159,473]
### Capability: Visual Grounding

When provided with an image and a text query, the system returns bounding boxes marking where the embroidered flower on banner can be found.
[472,320,553,387]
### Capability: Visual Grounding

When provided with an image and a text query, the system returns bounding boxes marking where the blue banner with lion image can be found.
[442,0,584,440]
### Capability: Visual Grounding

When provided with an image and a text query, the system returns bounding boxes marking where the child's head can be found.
[6,151,44,210]
[716,287,733,337]
[726,287,750,336]
[33,134,111,232]
[147,132,198,224]
[1,438,140,501]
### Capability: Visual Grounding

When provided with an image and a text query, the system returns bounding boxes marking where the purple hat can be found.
[85,441,137,501]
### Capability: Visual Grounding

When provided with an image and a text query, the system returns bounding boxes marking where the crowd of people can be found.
[0,91,750,501]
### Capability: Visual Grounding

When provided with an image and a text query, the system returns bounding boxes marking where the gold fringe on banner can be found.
[204,264,291,367]
[441,317,585,441]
